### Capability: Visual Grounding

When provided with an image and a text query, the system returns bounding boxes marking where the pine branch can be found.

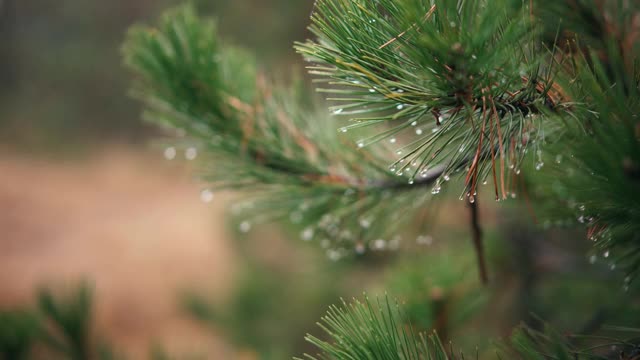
[296,0,565,200]
[300,296,640,360]
[123,5,465,257]
[468,199,488,285]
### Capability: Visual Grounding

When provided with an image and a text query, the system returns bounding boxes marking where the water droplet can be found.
[389,137,397,144]
[333,108,343,115]
[340,127,348,133]
[431,182,442,195]
[469,195,475,204]
[301,227,314,241]
[458,145,465,153]
[471,54,477,60]
[373,239,386,250]
[555,154,562,164]
[396,150,403,155]
[610,264,616,270]
[535,162,544,171]
[449,21,456,27]
[510,193,517,199]
[359,218,371,229]
[416,235,433,246]
[604,250,610,258]
[200,189,214,203]
[185,147,198,160]
[411,121,418,126]
[239,221,252,233]
[515,168,521,175]
[396,104,404,110]
[408,178,414,185]
[589,255,597,264]
[357,140,365,148]
[164,147,177,160]
[369,88,376,93]
[327,249,341,261]
[415,128,423,135]
[443,174,450,181]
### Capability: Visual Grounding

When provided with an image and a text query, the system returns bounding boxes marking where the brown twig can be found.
[469,199,489,285]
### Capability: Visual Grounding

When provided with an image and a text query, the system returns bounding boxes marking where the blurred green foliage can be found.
[0,0,313,151]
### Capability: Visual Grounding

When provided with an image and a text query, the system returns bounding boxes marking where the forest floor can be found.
[0,147,236,358]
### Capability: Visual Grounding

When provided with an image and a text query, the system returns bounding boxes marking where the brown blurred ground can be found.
[0,147,236,358]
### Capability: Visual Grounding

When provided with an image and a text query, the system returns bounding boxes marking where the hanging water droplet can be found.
[389,137,397,144]
[443,174,450,181]
[164,146,177,160]
[396,104,404,110]
[515,168,521,175]
[185,147,198,160]
[604,250,610,258]
[327,249,341,261]
[482,180,488,185]
[449,21,456,27]
[415,128,423,135]
[431,182,441,195]
[369,88,376,93]
[333,108,343,115]
[555,154,562,164]
[535,162,544,171]
[411,121,418,126]
[471,54,477,60]
[340,127,348,133]
[357,140,365,148]
[408,178,414,185]
[459,145,465,153]
[301,227,314,241]
[416,235,433,246]
[200,189,214,203]
[396,150,403,155]
[359,218,371,229]
[239,221,252,233]
[469,195,475,204]
[373,239,386,250]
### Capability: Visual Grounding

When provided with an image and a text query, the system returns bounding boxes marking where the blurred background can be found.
[0,1,638,359]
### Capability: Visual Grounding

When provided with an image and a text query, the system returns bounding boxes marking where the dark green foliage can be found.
[300,296,640,360]
[0,309,40,360]
[297,296,451,360]
[121,1,640,359]
[296,0,555,200]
